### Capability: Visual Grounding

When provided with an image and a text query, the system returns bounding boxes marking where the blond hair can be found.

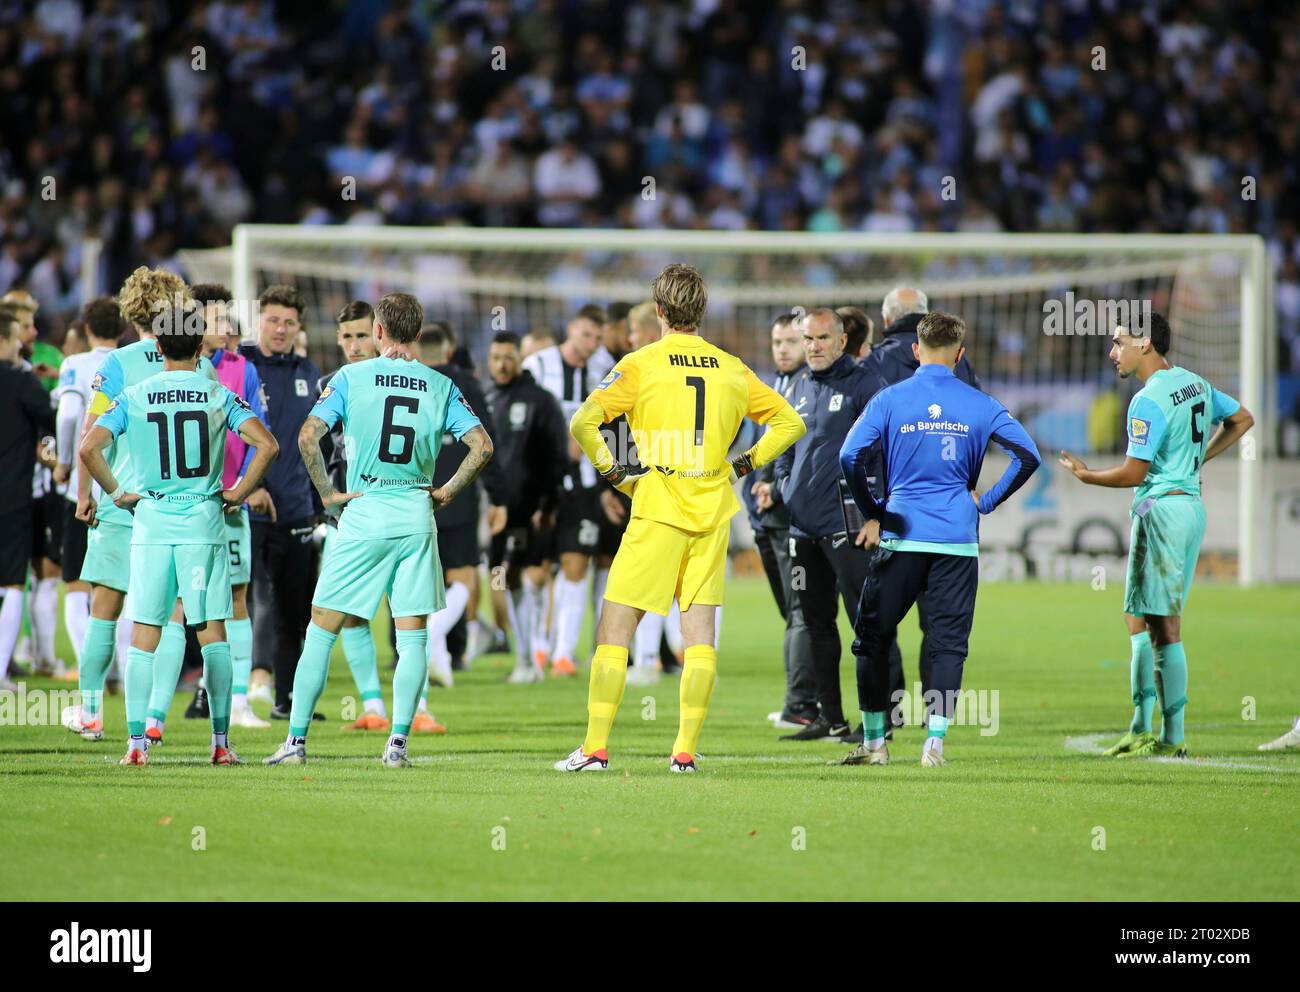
[627,300,658,332]
[651,264,708,330]
[118,266,190,327]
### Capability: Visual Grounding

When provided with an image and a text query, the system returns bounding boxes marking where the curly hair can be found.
[118,266,190,327]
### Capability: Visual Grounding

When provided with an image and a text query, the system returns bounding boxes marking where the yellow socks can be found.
[672,645,717,759]
[582,644,629,755]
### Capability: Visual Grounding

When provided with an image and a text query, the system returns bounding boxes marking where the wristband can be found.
[730,452,755,478]
[108,485,124,503]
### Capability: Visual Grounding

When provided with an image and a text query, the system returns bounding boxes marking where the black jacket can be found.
[0,364,54,515]
[431,363,510,530]
[486,369,568,519]
[773,354,879,539]
[859,312,982,392]
[239,344,322,524]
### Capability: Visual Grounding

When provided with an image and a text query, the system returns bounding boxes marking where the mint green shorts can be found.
[80,521,133,592]
[129,543,232,627]
[313,531,442,620]
[224,508,251,586]
[1124,495,1206,618]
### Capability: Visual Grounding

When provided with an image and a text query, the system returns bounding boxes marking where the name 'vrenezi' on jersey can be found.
[146,389,208,404]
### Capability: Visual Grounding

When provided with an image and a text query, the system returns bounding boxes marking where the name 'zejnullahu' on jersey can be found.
[95,370,254,544]
[312,357,482,539]
[1125,365,1241,509]
[87,338,217,528]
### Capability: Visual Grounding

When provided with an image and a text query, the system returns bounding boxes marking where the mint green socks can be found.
[391,628,429,736]
[1128,630,1156,735]
[227,617,252,698]
[146,621,187,724]
[78,617,117,718]
[341,625,383,707]
[1154,640,1188,746]
[862,709,887,746]
[201,641,232,735]
[288,623,338,739]
[125,646,154,738]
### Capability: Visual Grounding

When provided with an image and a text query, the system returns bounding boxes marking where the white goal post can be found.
[180,226,1273,585]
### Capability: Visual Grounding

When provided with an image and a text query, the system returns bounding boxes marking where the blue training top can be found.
[839,364,1040,556]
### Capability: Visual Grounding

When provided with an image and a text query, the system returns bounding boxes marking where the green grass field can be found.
[2,579,1297,901]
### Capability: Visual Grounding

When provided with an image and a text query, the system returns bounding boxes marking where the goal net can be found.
[178,228,1273,585]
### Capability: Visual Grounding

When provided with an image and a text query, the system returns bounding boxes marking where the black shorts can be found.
[0,505,33,586]
[33,489,62,564]
[61,500,88,583]
[437,521,481,571]
[489,525,548,570]
[554,487,601,556]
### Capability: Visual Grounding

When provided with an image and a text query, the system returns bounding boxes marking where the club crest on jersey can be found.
[598,370,621,390]
[829,394,843,411]
[928,404,942,419]
[1130,417,1150,444]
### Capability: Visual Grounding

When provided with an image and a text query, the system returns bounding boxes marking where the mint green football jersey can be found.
[96,369,254,545]
[88,340,216,527]
[1124,366,1240,510]
[312,357,482,540]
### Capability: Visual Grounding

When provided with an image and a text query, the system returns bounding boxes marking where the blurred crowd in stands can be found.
[1,0,1298,395]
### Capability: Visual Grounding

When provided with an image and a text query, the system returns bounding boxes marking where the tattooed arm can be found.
[430,425,494,508]
[299,415,359,515]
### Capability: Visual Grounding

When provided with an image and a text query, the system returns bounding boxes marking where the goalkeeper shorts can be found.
[604,516,729,617]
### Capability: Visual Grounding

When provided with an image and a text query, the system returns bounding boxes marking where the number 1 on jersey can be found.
[685,376,705,446]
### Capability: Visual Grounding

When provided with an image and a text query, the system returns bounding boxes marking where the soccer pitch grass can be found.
[2,579,1296,902]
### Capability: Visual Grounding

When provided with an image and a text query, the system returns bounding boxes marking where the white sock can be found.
[634,611,665,669]
[363,696,387,717]
[33,577,59,665]
[923,735,944,755]
[146,716,163,733]
[232,692,248,709]
[0,589,23,678]
[552,574,587,662]
[427,581,470,666]
[212,731,228,749]
[64,590,89,665]
[523,575,550,661]
[665,600,683,655]
[505,585,530,670]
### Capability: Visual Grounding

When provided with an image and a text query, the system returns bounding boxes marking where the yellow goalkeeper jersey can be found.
[584,333,798,533]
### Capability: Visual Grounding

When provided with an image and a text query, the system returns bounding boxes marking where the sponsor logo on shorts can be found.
[1130,417,1150,444]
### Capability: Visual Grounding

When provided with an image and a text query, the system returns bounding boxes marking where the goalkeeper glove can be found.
[601,462,648,497]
